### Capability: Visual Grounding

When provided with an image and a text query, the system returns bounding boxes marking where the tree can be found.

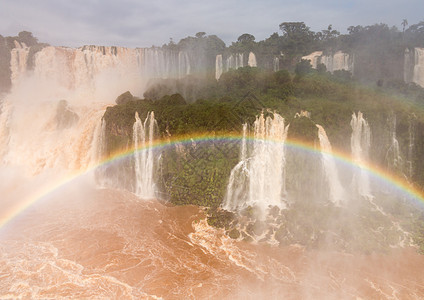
[279,22,315,56]
[321,25,340,41]
[319,24,340,51]
[229,33,256,53]
[195,32,206,38]
[402,19,408,33]
[295,59,312,77]
[17,31,38,46]
[237,33,255,43]
[405,21,424,47]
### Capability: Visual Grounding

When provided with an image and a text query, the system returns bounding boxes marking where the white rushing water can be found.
[350,112,372,198]
[0,97,107,175]
[316,124,345,206]
[223,123,249,212]
[404,47,424,88]
[215,54,223,80]
[248,52,257,67]
[225,53,244,72]
[385,115,403,172]
[224,113,289,217]
[1,40,184,179]
[273,57,280,72]
[133,111,157,199]
[9,44,191,102]
[302,51,353,73]
[407,116,415,179]
[413,48,424,87]
[216,52,257,78]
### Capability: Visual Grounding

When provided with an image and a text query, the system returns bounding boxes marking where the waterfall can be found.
[141,48,190,79]
[350,112,372,198]
[404,47,424,88]
[223,113,289,217]
[223,123,249,211]
[133,111,157,199]
[10,42,30,86]
[225,53,244,72]
[219,52,256,78]
[273,57,279,72]
[407,117,415,178]
[316,124,345,205]
[90,117,106,166]
[236,53,244,69]
[2,41,192,178]
[413,48,424,88]
[8,45,191,102]
[0,97,107,174]
[385,115,403,172]
[248,52,257,67]
[92,118,108,186]
[302,51,353,73]
[215,54,223,80]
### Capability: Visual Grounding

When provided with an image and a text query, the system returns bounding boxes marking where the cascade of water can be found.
[215,55,223,80]
[404,49,413,83]
[223,123,249,211]
[273,57,279,72]
[0,101,12,161]
[225,53,244,71]
[0,96,107,175]
[407,117,415,179]
[386,115,403,172]
[236,53,244,69]
[302,51,353,74]
[141,48,191,79]
[90,118,106,166]
[10,44,29,86]
[413,48,424,88]
[248,52,257,67]
[9,45,192,103]
[248,112,288,213]
[91,118,108,187]
[225,55,232,72]
[133,111,157,199]
[350,112,372,198]
[223,113,289,217]
[316,124,345,205]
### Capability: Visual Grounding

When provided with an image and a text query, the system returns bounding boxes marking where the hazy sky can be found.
[0,0,422,48]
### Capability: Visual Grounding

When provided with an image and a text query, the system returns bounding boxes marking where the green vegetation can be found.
[102,65,424,253]
[157,20,424,84]
[105,66,424,189]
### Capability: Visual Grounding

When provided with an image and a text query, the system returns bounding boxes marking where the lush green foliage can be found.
[108,66,424,188]
[104,65,424,253]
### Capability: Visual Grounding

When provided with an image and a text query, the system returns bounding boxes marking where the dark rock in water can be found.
[56,100,79,129]
[115,91,134,105]
[228,228,240,239]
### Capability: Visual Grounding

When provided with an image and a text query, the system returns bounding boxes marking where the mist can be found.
[1,17,424,298]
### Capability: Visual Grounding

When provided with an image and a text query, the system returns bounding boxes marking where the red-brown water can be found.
[1,187,424,299]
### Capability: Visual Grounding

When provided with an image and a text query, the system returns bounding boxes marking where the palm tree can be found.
[402,19,408,33]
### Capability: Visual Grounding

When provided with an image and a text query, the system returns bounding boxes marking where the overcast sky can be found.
[0,0,422,48]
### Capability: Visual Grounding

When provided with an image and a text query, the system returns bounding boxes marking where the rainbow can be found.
[1,133,424,230]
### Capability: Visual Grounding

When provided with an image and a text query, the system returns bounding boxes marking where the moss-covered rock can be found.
[115,91,135,105]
